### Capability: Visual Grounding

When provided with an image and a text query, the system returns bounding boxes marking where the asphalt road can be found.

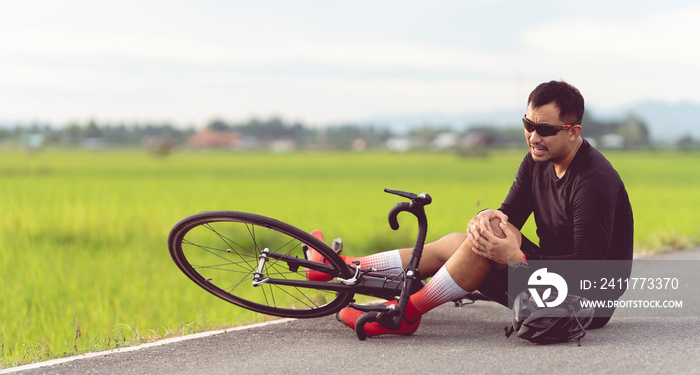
[7,248,700,375]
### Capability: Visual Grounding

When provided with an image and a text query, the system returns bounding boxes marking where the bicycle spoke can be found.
[245,223,260,254]
[202,223,257,269]
[269,283,326,309]
[263,238,303,272]
[191,263,255,274]
[181,238,240,266]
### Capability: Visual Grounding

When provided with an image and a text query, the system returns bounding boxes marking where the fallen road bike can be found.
[168,188,487,340]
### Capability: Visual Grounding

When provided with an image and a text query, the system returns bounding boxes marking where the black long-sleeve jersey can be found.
[499,139,634,261]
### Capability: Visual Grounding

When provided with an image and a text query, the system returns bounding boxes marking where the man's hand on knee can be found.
[468,209,508,237]
[488,218,506,239]
[467,213,523,266]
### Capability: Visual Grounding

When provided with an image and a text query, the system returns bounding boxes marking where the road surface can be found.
[6,248,700,375]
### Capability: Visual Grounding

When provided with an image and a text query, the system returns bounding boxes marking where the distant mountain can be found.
[595,101,700,142]
[365,101,700,143]
[363,109,524,132]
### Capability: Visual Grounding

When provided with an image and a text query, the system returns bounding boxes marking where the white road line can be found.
[0,318,295,374]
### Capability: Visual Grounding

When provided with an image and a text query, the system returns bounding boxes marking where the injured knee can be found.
[489,218,506,239]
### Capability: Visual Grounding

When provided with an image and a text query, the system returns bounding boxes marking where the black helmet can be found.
[506,290,595,345]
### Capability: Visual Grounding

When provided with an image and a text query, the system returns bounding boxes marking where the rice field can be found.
[1,147,699,367]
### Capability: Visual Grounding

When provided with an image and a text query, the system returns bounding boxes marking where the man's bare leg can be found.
[397,232,469,277]
[396,218,511,282]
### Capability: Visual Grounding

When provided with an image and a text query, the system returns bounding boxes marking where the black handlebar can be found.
[385,188,431,232]
[355,312,379,340]
[383,188,432,205]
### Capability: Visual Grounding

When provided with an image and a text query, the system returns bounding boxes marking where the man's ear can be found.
[569,125,583,141]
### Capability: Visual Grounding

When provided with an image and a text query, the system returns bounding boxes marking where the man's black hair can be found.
[528,80,585,124]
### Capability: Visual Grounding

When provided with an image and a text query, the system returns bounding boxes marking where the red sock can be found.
[405,265,469,322]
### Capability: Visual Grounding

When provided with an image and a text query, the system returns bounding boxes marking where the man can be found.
[308,80,634,335]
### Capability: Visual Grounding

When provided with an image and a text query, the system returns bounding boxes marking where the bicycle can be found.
[168,188,487,340]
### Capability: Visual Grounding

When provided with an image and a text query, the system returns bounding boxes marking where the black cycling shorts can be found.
[476,234,539,307]
[476,234,611,329]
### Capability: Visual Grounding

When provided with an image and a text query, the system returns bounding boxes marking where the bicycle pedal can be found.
[332,238,343,254]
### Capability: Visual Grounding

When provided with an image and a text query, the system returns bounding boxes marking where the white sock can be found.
[354,249,403,277]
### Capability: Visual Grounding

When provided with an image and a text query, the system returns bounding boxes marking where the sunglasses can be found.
[522,116,580,137]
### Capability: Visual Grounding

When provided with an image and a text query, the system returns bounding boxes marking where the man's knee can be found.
[489,218,506,239]
[488,218,523,246]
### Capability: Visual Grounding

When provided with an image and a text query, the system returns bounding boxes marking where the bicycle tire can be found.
[168,211,355,318]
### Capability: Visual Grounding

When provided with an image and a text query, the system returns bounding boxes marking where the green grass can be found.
[1,148,699,367]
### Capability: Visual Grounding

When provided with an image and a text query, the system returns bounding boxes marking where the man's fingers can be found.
[478,223,500,243]
[478,219,490,234]
[494,210,509,223]
[499,222,512,238]
[471,246,488,259]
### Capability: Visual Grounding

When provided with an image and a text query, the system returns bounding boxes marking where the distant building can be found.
[432,132,458,150]
[189,129,241,148]
[269,138,297,153]
[351,138,368,151]
[457,132,496,149]
[83,137,104,150]
[601,133,625,149]
[386,137,412,152]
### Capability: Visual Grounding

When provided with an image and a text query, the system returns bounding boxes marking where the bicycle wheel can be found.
[168,211,355,318]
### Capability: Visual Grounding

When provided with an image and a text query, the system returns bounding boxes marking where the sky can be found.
[2,0,700,128]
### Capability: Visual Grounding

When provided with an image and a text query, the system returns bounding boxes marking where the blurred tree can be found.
[85,121,102,138]
[617,115,650,149]
[207,119,230,131]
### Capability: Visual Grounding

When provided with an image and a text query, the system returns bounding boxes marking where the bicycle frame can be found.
[252,249,409,299]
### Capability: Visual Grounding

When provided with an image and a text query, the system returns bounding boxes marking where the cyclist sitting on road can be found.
[308,80,634,336]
